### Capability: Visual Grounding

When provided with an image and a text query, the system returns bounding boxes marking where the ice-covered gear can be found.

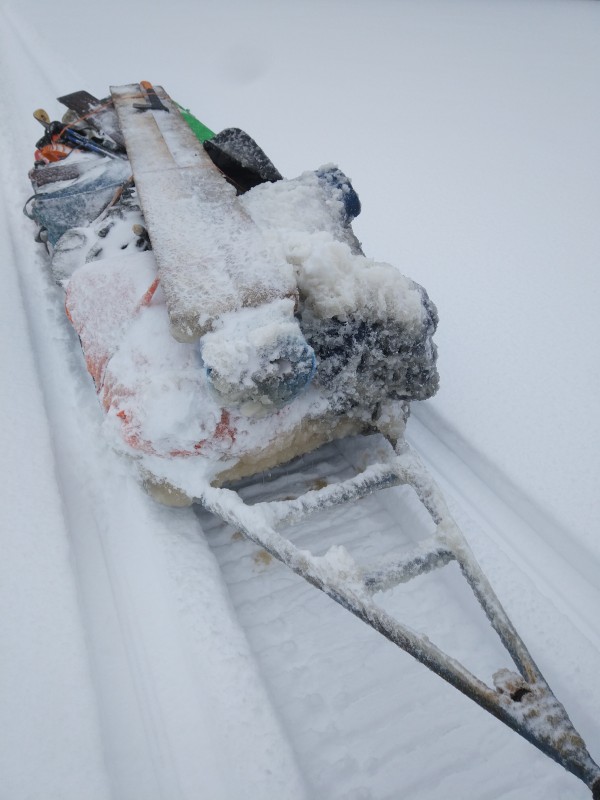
[25,81,438,490]
[24,152,131,246]
[50,182,149,284]
[316,165,361,224]
[201,301,317,416]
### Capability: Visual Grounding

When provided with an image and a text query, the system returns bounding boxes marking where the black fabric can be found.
[204,128,283,193]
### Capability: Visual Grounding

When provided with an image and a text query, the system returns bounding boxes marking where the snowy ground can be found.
[1,1,599,798]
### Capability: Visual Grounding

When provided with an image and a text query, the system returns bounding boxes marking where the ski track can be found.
[1,4,599,800]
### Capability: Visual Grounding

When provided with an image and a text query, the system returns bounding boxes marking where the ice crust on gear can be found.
[28,152,131,246]
[52,156,438,496]
[65,243,334,486]
[241,172,439,412]
[29,90,439,501]
[65,250,160,386]
[241,166,363,255]
[200,299,316,417]
[240,170,429,323]
[52,184,148,284]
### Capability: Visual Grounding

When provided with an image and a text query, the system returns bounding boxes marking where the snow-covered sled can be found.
[25,82,600,797]
[26,82,438,504]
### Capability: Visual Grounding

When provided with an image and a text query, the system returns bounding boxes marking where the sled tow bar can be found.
[196,439,600,796]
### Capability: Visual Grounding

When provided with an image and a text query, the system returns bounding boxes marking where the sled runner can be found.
[24,81,600,797]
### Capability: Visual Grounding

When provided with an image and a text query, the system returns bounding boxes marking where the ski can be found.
[110,82,298,342]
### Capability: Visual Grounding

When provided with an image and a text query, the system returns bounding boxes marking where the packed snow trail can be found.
[0,104,112,800]
[1,3,600,800]
[0,9,308,800]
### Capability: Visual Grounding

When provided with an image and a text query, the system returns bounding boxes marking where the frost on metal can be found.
[198,441,600,798]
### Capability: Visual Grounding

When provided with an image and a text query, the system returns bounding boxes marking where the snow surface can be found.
[1,1,600,798]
